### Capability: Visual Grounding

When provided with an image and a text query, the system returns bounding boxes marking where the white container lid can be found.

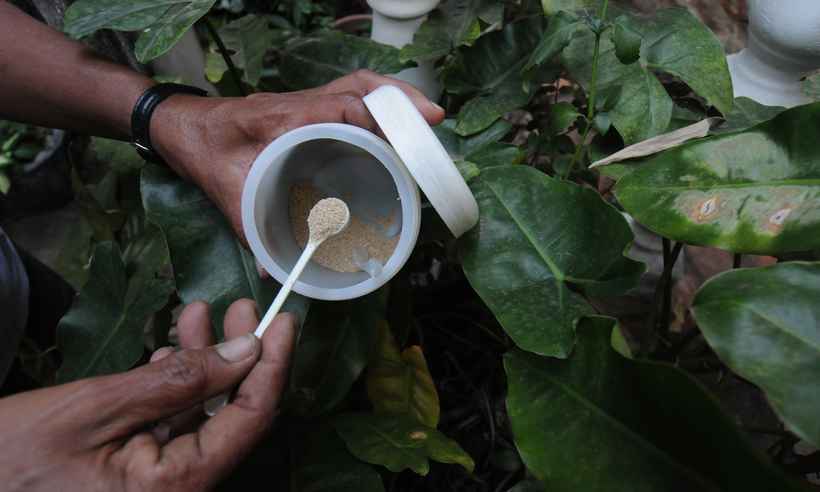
[364,85,479,238]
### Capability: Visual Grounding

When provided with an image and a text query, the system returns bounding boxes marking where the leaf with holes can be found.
[335,413,474,476]
[57,241,173,382]
[280,32,410,90]
[615,102,820,254]
[366,322,440,428]
[693,262,820,447]
[505,317,812,491]
[460,166,636,357]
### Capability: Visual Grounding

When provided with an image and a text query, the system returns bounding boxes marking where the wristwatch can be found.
[130,83,208,164]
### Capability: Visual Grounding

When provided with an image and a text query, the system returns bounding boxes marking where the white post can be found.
[727,0,820,108]
[367,0,442,101]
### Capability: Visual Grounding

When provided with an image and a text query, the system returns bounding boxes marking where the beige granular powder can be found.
[290,183,399,273]
[307,198,349,242]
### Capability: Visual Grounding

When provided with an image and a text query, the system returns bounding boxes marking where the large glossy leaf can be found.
[505,317,811,492]
[335,413,474,476]
[400,0,497,63]
[64,0,181,38]
[57,240,173,382]
[134,0,216,63]
[0,228,29,385]
[444,18,544,136]
[692,262,820,447]
[615,102,820,254]
[280,32,410,91]
[287,295,381,417]
[366,322,440,428]
[562,8,732,144]
[291,421,385,492]
[140,165,307,338]
[460,166,637,357]
[215,14,277,86]
[64,0,215,63]
[433,119,521,177]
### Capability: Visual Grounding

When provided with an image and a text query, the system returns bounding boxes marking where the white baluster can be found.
[728,0,820,108]
[367,0,442,100]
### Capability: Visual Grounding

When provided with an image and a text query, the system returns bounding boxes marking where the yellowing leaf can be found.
[366,322,440,428]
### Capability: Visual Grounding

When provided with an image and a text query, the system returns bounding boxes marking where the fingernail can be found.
[215,334,257,362]
[433,102,445,113]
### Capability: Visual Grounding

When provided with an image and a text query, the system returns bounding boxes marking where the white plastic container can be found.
[242,85,478,301]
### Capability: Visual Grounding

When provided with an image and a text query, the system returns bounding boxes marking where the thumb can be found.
[97,334,261,437]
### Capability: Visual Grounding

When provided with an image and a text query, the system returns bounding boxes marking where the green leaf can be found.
[280,32,410,90]
[614,102,820,254]
[445,18,544,136]
[505,317,812,491]
[541,0,599,15]
[291,421,385,492]
[711,97,785,135]
[64,0,181,38]
[525,11,582,70]
[433,119,520,171]
[140,164,307,338]
[287,296,380,417]
[549,101,581,134]
[400,0,497,63]
[335,413,474,476]
[216,14,277,86]
[90,137,144,173]
[460,166,636,357]
[692,262,820,447]
[366,322,440,428]
[204,51,228,83]
[804,72,820,102]
[563,8,732,144]
[610,16,642,65]
[57,241,173,382]
[134,0,216,63]
[0,172,9,195]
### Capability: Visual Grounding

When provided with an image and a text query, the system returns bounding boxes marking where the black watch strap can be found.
[131,83,208,164]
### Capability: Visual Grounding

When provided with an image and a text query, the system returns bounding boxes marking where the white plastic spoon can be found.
[254,197,350,337]
[204,198,350,416]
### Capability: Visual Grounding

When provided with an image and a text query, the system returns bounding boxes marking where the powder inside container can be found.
[290,183,399,273]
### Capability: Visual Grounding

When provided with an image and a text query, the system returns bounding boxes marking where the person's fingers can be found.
[150,346,174,362]
[159,313,297,486]
[91,333,262,441]
[177,301,214,348]
[223,298,259,339]
[309,70,445,125]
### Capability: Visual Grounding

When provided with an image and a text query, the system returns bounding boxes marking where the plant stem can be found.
[204,19,247,97]
[643,239,683,355]
[563,0,609,179]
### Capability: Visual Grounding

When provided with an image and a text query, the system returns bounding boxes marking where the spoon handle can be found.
[254,240,318,338]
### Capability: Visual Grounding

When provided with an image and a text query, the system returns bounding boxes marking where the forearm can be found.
[0,1,154,140]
